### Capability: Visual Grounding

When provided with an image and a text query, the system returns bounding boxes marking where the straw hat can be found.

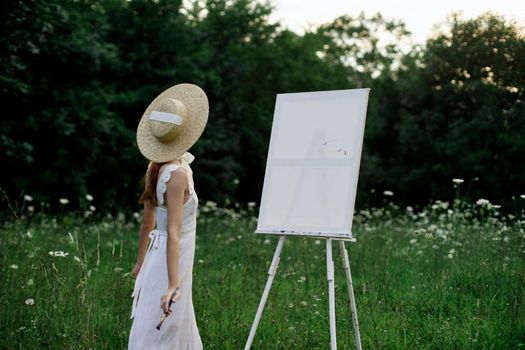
[136,83,209,163]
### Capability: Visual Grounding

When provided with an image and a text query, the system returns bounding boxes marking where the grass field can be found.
[1,198,524,349]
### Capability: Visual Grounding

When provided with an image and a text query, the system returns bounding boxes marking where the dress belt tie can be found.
[130,229,167,319]
[130,224,196,319]
[149,229,167,250]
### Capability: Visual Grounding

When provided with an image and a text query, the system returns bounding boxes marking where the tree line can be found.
[1,0,523,213]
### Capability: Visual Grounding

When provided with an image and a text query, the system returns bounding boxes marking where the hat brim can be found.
[136,83,209,163]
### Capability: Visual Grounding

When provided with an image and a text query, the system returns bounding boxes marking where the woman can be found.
[128,83,209,349]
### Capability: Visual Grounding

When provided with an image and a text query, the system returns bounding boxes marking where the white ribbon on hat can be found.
[149,111,182,125]
[179,152,195,190]
[180,151,195,164]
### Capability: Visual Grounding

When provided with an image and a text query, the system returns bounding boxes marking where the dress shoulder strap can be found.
[156,164,181,207]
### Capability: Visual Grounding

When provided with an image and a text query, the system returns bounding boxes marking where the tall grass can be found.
[0,197,524,349]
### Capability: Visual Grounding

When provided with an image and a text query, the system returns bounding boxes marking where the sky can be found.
[269,0,525,43]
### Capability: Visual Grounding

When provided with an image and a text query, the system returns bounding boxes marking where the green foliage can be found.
[0,1,523,211]
[0,0,133,210]
[365,13,525,205]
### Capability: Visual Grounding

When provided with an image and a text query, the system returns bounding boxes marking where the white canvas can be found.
[256,88,370,239]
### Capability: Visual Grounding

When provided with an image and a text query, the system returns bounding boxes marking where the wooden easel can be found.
[244,234,362,350]
[246,87,370,349]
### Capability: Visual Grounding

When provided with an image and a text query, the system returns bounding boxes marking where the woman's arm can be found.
[160,168,187,313]
[133,203,156,277]
[137,203,156,264]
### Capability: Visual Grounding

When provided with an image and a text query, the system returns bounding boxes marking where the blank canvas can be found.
[256,88,370,239]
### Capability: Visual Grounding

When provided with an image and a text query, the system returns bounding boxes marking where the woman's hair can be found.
[139,161,164,207]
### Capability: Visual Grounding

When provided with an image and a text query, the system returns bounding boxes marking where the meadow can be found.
[1,195,524,349]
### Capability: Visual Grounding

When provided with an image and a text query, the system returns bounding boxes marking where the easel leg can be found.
[244,235,286,350]
[338,241,362,350]
[326,238,337,350]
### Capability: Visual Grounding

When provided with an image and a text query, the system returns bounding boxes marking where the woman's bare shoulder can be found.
[165,166,188,191]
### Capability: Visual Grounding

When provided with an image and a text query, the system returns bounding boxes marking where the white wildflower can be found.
[300,301,308,306]
[520,194,525,200]
[26,231,33,238]
[59,198,69,205]
[383,190,394,196]
[205,200,217,208]
[432,200,449,210]
[247,202,256,208]
[10,264,19,269]
[133,212,140,219]
[263,239,271,245]
[27,205,34,212]
[27,278,34,286]
[452,178,464,184]
[314,240,321,245]
[436,228,446,239]
[24,195,33,201]
[410,238,417,244]
[25,298,35,305]
[198,259,204,264]
[48,251,69,257]
[476,198,490,206]
[89,205,96,212]
[85,194,94,201]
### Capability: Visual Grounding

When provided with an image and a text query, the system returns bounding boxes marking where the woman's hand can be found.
[160,286,181,315]
[132,262,142,278]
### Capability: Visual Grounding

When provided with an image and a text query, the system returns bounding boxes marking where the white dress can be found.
[128,157,203,350]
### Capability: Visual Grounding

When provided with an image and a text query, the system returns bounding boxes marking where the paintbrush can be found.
[156,289,178,330]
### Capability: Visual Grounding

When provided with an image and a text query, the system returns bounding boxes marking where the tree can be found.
[391,12,525,204]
